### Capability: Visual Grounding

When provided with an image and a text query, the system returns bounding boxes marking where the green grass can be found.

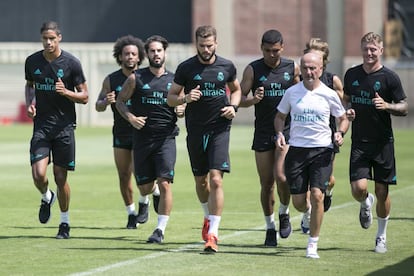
[0,124,413,276]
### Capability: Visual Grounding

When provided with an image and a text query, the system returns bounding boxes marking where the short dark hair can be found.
[112,35,145,66]
[145,35,169,53]
[195,25,217,41]
[40,21,61,35]
[261,29,283,45]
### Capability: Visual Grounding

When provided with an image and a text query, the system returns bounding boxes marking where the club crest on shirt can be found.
[284,72,290,81]
[373,81,381,92]
[56,69,64,78]
[217,72,224,81]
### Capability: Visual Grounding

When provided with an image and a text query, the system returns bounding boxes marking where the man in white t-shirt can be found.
[274,52,349,258]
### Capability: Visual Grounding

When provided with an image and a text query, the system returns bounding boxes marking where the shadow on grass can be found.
[366,255,414,275]
[390,216,414,222]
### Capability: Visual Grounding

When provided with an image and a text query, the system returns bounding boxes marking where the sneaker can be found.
[56,223,70,239]
[264,228,277,247]
[204,234,218,253]
[301,212,310,234]
[38,190,56,224]
[136,202,149,224]
[323,192,332,212]
[375,236,387,253]
[306,242,320,259]
[147,228,164,243]
[153,194,160,214]
[359,193,374,229]
[126,214,138,229]
[202,217,210,241]
[279,213,292,238]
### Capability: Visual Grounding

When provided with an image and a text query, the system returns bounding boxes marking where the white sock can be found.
[279,204,289,215]
[208,215,221,237]
[377,215,389,239]
[308,236,319,244]
[157,215,169,233]
[42,189,52,203]
[201,202,209,218]
[153,184,160,196]
[265,213,275,229]
[60,212,69,224]
[139,195,149,204]
[126,203,135,215]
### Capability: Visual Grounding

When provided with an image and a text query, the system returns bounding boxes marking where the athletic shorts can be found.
[133,136,176,185]
[252,129,290,152]
[284,146,334,194]
[349,142,397,185]
[112,124,133,150]
[30,124,76,171]
[186,127,231,176]
[113,133,133,150]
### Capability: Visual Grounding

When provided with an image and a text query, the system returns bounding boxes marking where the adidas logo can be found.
[116,85,122,92]
[221,162,229,168]
[68,161,75,168]
[34,69,42,75]
[352,80,359,86]
[142,84,151,89]
[193,74,202,80]
[259,76,267,82]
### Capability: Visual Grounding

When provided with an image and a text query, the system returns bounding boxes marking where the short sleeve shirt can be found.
[173,55,237,132]
[25,50,86,127]
[278,82,345,148]
[344,65,406,143]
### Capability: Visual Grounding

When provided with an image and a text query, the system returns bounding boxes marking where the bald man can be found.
[274,52,349,258]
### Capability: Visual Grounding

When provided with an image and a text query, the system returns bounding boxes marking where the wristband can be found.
[229,104,238,112]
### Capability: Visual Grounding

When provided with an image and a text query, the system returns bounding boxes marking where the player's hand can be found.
[372,92,388,110]
[186,85,202,103]
[55,78,67,96]
[105,91,116,104]
[253,86,264,103]
[175,104,186,118]
[220,105,236,120]
[346,108,355,121]
[275,133,286,150]
[334,132,344,146]
[130,116,147,130]
[27,104,36,118]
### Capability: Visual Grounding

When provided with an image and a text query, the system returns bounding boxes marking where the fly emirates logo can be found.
[201,82,225,97]
[35,77,56,92]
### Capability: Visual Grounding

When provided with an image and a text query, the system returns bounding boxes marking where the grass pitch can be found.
[0,124,413,275]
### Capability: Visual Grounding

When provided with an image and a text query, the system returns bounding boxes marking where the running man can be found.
[343,32,408,253]
[95,35,160,229]
[274,52,349,258]
[167,25,241,252]
[239,29,300,246]
[116,35,184,243]
[24,21,88,239]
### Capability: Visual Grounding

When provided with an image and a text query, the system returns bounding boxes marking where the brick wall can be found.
[192,0,378,57]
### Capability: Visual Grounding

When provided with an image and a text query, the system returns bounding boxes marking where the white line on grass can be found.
[70,185,413,276]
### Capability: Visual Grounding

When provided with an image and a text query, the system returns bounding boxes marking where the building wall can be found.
[191,0,388,57]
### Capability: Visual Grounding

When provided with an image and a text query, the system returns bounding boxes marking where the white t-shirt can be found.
[277,81,345,148]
